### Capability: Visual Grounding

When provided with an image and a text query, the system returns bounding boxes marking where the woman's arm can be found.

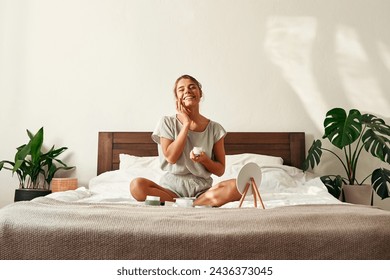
[160,124,189,164]
[161,98,192,164]
[193,137,226,177]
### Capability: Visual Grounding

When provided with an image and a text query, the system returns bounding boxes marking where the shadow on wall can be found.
[261,1,390,210]
[263,2,390,134]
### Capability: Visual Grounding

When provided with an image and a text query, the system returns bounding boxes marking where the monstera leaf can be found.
[371,168,390,199]
[361,114,390,164]
[323,108,362,149]
[302,140,322,171]
[320,175,343,199]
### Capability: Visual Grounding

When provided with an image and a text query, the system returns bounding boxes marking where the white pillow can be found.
[89,170,134,197]
[226,153,283,167]
[89,154,165,198]
[212,154,283,185]
[119,154,160,170]
[89,168,165,197]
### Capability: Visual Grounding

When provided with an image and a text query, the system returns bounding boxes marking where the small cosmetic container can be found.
[145,195,161,206]
[174,197,195,207]
[192,147,203,156]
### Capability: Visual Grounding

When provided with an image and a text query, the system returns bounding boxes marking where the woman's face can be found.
[175,78,202,107]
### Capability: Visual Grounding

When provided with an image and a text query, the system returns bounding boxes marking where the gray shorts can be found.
[159,173,213,198]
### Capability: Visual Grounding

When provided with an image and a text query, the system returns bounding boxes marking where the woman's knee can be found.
[213,179,241,203]
[199,179,240,207]
[214,179,238,193]
[130,177,148,201]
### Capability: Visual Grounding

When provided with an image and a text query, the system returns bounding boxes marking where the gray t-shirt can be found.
[152,115,227,179]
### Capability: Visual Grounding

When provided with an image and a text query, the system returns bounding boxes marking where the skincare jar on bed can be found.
[145,195,161,206]
[174,197,195,208]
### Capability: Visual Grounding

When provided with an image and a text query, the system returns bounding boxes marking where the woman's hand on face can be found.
[176,98,191,126]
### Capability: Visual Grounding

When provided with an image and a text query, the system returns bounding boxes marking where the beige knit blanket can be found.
[1,197,389,260]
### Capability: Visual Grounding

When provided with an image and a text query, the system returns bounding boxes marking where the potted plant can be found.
[303,108,390,205]
[0,127,75,201]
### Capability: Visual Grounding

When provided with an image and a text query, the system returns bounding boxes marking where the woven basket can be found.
[51,178,78,192]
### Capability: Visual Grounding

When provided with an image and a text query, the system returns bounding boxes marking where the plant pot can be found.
[342,184,373,206]
[14,189,52,202]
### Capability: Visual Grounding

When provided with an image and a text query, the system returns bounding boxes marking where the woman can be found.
[130,74,241,207]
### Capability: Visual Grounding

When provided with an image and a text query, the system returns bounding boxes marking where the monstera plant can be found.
[303,108,390,200]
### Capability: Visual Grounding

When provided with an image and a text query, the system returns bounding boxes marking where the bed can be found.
[0,131,389,260]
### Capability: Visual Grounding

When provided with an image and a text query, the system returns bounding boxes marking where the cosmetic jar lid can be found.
[146,195,160,201]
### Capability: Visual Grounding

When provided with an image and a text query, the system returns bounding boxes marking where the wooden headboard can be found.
[97,132,305,175]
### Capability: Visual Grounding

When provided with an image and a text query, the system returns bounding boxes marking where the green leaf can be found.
[53,158,68,167]
[302,140,322,171]
[361,114,390,164]
[45,147,68,159]
[29,127,44,165]
[15,143,31,161]
[323,108,362,149]
[1,161,16,171]
[371,168,390,199]
[27,129,34,140]
[362,129,390,164]
[362,114,390,136]
[320,175,343,199]
[12,159,25,173]
[45,164,58,184]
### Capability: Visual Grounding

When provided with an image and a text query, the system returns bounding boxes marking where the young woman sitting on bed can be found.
[130,74,241,207]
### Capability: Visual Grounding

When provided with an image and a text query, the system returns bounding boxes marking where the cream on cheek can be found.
[176,93,184,103]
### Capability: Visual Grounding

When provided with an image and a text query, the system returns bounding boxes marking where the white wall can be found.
[1,0,389,209]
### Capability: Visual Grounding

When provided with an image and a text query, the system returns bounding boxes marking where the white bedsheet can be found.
[46,162,342,208]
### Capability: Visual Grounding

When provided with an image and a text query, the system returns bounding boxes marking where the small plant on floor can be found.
[0,127,74,190]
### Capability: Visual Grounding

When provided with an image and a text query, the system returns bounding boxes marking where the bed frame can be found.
[97,132,305,174]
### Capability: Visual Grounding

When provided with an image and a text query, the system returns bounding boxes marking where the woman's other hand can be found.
[190,151,207,163]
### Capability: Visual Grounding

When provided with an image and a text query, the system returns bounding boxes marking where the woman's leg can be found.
[130,177,178,202]
[194,179,241,207]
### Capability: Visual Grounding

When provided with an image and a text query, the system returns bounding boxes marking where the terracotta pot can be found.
[342,184,373,206]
